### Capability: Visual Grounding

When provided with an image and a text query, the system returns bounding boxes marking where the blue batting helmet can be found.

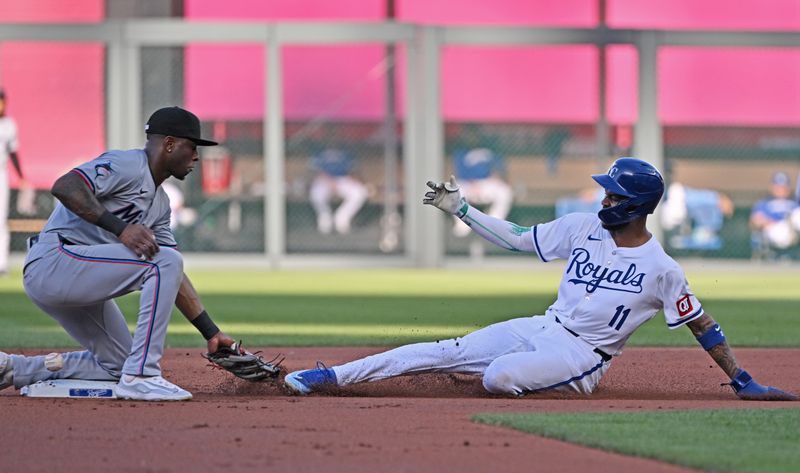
[591,157,664,226]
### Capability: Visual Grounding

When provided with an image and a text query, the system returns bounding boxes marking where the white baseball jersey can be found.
[0,115,18,166]
[531,212,704,355]
[42,149,176,247]
[0,116,19,272]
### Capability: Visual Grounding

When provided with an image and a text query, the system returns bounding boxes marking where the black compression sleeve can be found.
[97,210,128,236]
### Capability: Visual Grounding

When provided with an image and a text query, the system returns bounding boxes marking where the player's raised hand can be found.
[119,223,160,260]
[728,369,798,401]
[423,175,467,216]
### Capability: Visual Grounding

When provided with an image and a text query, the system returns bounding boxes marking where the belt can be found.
[27,234,76,249]
[554,316,612,362]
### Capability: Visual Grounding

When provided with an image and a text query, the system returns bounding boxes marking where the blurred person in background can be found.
[555,187,605,218]
[451,124,513,237]
[161,180,197,231]
[750,171,800,258]
[308,128,368,235]
[0,88,30,276]
[661,182,734,251]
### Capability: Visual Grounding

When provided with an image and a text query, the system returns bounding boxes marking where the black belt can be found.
[27,234,76,249]
[554,316,612,362]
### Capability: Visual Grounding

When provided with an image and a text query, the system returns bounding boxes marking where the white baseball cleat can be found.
[0,351,13,390]
[116,375,192,401]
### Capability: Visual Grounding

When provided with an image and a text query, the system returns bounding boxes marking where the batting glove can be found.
[727,369,798,401]
[423,175,468,217]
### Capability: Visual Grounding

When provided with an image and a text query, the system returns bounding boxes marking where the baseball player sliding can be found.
[285,158,797,400]
[0,106,237,401]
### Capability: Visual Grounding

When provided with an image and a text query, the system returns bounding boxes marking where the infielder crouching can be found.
[0,107,236,401]
[285,158,797,401]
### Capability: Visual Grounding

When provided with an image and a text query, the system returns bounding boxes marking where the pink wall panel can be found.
[183,1,800,125]
[1,43,105,189]
[0,0,103,22]
[398,0,597,26]
[185,45,265,120]
[184,45,399,121]
[608,0,800,30]
[185,0,384,20]
[659,48,800,125]
[442,46,598,122]
[606,45,638,124]
[283,46,389,120]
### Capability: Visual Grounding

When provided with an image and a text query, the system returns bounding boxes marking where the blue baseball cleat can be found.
[284,362,337,395]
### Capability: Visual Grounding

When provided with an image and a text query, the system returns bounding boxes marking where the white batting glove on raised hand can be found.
[423,175,468,217]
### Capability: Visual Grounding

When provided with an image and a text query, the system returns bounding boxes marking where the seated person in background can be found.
[750,171,800,256]
[451,125,513,237]
[309,135,368,235]
[661,182,733,251]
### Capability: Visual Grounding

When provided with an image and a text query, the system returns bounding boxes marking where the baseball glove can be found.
[203,342,283,382]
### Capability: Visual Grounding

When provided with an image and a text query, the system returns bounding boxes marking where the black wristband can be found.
[191,310,220,341]
[97,210,129,236]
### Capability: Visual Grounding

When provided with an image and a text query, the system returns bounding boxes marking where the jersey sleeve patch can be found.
[676,294,694,317]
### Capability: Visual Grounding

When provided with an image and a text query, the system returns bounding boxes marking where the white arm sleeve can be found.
[459,204,536,252]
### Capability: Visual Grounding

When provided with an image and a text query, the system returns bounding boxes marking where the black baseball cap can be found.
[145,106,218,146]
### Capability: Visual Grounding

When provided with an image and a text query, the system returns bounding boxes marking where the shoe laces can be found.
[313,361,335,382]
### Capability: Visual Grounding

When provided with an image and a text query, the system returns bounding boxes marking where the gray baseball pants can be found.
[11,232,183,388]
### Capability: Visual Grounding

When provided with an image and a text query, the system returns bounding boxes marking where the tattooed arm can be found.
[686,312,797,400]
[686,313,739,378]
[50,171,158,259]
[51,171,109,223]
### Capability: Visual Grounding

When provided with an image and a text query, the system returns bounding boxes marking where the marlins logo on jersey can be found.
[94,161,114,179]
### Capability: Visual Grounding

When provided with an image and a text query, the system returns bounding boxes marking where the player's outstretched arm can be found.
[423,176,535,252]
[687,313,797,401]
[176,274,282,381]
[175,273,235,352]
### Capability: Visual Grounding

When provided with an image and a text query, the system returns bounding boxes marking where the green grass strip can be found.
[1,268,799,348]
[474,408,800,473]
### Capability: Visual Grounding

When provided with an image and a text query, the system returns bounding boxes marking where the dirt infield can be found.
[1,347,798,473]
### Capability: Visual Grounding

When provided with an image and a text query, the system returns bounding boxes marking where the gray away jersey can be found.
[530,212,704,356]
[43,149,177,247]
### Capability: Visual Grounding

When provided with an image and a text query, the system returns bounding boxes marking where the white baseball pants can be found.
[332,315,611,396]
[310,175,368,234]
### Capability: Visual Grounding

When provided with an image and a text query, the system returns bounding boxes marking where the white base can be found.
[20,379,118,399]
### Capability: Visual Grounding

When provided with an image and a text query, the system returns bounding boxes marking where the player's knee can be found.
[154,248,184,278]
[482,364,519,395]
[98,359,125,378]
